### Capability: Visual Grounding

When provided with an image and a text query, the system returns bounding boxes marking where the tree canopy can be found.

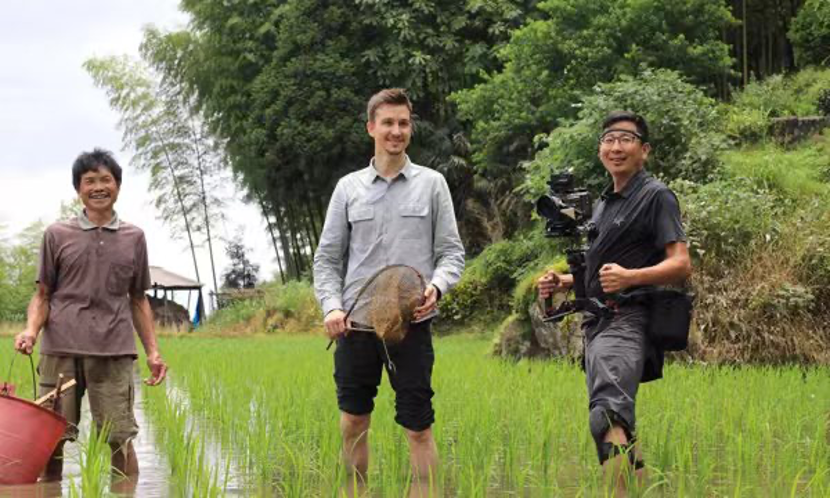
[140,0,537,265]
[452,0,736,176]
[789,0,830,67]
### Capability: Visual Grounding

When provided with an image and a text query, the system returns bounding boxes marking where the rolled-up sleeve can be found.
[430,175,465,296]
[313,180,350,316]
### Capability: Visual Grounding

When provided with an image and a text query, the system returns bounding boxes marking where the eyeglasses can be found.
[599,131,642,147]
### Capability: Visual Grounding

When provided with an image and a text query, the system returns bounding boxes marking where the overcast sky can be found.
[0,1,281,313]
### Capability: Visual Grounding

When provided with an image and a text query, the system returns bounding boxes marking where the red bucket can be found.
[0,391,68,485]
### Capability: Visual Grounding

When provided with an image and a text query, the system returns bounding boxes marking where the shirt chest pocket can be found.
[398,203,429,240]
[348,206,376,247]
[106,261,134,296]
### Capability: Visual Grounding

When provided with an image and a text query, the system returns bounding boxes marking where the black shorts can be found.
[333,320,435,432]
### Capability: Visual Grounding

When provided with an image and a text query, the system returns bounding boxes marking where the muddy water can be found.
[0,373,174,497]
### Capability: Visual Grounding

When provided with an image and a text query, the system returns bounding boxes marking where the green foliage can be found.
[786,68,830,115]
[510,261,562,316]
[721,102,771,143]
[268,280,319,324]
[723,68,830,142]
[750,283,815,318]
[146,0,533,268]
[202,295,264,334]
[523,68,726,198]
[672,178,781,268]
[202,280,320,335]
[453,0,735,174]
[797,217,830,308]
[0,222,44,321]
[440,230,560,323]
[789,0,830,68]
[720,142,830,201]
[819,88,830,117]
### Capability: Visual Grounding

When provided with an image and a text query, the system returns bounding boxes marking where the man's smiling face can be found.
[598,120,650,178]
[367,103,412,157]
[78,166,120,213]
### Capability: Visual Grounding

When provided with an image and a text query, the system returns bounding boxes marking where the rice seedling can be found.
[146,335,828,497]
[68,423,112,498]
[140,378,230,497]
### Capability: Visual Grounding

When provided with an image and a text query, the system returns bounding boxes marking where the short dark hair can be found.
[72,148,122,191]
[601,111,649,143]
[367,88,412,122]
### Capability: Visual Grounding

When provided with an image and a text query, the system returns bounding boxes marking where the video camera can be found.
[535,172,612,323]
[535,172,592,238]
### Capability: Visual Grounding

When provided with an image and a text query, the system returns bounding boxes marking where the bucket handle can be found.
[3,353,37,400]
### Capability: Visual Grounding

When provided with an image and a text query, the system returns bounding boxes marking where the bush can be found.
[721,104,770,143]
[789,0,830,68]
[201,280,321,335]
[201,296,264,334]
[672,177,782,269]
[723,68,830,142]
[522,68,726,199]
[674,138,829,269]
[819,89,830,117]
[440,230,561,324]
[794,209,830,310]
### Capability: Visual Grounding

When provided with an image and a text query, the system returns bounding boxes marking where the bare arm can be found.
[14,283,51,354]
[599,242,692,293]
[130,293,167,385]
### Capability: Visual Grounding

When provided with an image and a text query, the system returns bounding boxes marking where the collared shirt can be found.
[584,169,686,299]
[313,156,465,320]
[38,210,151,356]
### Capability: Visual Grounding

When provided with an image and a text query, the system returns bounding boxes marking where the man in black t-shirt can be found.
[538,111,691,491]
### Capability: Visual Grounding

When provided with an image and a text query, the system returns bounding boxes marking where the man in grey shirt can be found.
[314,88,464,496]
[14,149,167,482]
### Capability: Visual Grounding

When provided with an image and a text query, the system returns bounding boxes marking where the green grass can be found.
[721,140,830,201]
[145,335,829,497]
[0,328,38,400]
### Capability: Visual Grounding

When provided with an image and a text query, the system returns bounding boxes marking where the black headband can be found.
[600,128,645,142]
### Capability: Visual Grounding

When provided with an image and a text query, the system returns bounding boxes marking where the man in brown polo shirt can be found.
[14,148,167,480]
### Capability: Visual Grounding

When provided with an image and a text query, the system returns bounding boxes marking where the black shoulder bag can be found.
[619,288,694,351]
[646,289,694,351]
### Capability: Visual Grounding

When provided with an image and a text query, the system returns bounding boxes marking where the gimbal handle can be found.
[542,297,614,323]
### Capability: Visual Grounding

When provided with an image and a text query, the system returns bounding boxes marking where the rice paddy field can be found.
[1,329,828,497]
